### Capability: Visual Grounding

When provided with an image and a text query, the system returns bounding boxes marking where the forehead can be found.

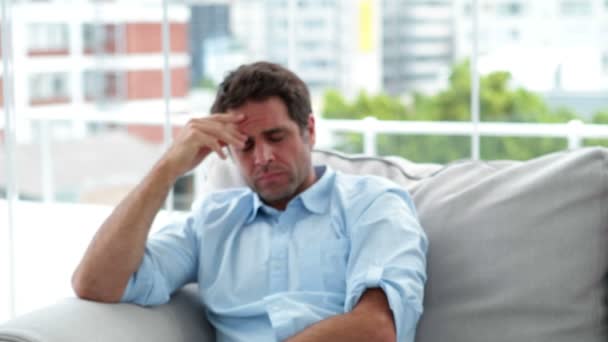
[230,97,296,134]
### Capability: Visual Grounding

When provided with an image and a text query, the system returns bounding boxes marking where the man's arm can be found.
[287,189,427,342]
[286,288,395,342]
[71,114,246,303]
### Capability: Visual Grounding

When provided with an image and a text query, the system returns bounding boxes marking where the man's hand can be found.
[160,113,247,181]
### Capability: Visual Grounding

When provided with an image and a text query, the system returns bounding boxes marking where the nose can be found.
[253,142,274,166]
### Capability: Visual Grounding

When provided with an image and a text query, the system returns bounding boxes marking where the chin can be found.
[260,191,289,203]
[259,187,296,204]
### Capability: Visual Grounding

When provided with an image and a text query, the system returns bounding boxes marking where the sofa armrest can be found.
[0,284,214,342]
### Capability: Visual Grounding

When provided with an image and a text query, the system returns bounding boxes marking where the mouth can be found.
[255,171,287,185]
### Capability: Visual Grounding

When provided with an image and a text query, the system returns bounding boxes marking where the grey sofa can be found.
[1,147,606,342]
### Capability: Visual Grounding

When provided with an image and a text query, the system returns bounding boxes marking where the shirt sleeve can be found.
[343,189,428,342]
[120,215,199,306]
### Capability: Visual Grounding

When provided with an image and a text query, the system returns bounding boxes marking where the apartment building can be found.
[231,0,382,98]
[189,1,231,87]
[450,0,608,117]
[453,0,608,91]
[382,0,454,95]
[0,1,190,144]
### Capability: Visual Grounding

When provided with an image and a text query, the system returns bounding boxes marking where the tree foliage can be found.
[321,60,607,163]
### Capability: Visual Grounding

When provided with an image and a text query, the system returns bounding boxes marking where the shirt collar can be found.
[298,165,334,214]
[246,165,335,223]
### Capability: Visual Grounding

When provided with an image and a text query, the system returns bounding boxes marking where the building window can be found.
[173,174,194,211]
[82,23,118,54]
[29,73,70,104]
[83,71,122,102]
[301,59,332,69]
[297,0,336,7]
[463,2,471,16]
[302,18,326,29]
[27,23,69,52]
[497,2,523,16]
[402,72,438,81]
[510,29,520,41]
[560,0,592,16]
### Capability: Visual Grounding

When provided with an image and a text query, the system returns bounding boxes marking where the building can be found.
[452,0,608,93]
[382,0,454,95]
[450,0,608,118]
[231,0,382,98]
[189,1,231,88]
[0,1,190,144]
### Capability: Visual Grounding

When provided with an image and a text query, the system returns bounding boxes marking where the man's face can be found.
[228,96,316,210]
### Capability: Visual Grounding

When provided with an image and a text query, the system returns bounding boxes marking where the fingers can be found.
[193,121,246,149]
[180,116,247,161]
[211,112,246,123]
[190,130,227,160]
[186,116,247,148]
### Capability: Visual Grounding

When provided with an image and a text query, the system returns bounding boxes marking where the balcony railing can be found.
[321,117,608,155]
[17,113,608,203]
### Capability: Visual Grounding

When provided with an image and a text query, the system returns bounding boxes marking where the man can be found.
[72,62,428,342]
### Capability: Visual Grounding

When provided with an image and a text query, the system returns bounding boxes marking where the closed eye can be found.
[265,128,287,142]
[268,133,285,142]
[241,138,254,152]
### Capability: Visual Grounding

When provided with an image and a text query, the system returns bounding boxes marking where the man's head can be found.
[211,61,312,131]
[210,62,316,210]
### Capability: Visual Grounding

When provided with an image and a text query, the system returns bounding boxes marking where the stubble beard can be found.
[254,171,299,205]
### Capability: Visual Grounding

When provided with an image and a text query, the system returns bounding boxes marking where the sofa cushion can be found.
[198,147,608,342]
[411,147,607,342]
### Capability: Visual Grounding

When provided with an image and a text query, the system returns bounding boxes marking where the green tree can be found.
[198,77,217,90]
[585,109,608,147]
[321,60,596,162]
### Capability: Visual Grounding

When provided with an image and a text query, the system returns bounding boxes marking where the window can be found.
[510,29,520,41]
[83,71,123,102]
[2,1,193,325]
[401,72,437,81]
[173,174,194,211]
[463,2,472,16]
[82,23,118,54]
[298,0,335,7]
[301,59,332,69]
[302,18,325,29]
[497,2,523,16]
[299,40,323,49]
[27,23,69,52]
[29,73,70,103]
[560,0,592,16]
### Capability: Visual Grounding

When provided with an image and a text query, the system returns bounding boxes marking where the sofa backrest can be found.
[200,147,608,342]
[199,148,444,193]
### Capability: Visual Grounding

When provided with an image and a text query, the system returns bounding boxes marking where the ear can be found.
[306,114,316,148]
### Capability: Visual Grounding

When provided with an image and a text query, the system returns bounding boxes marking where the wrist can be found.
[151,158,180,187]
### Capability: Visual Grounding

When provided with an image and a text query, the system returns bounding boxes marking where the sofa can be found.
[1,147,606,342]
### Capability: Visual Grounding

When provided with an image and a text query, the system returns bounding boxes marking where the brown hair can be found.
[210,61,312,130]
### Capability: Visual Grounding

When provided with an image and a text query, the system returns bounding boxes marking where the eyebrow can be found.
[262,127,288,136]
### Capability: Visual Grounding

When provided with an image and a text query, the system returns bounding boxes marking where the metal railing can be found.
[319,117,607,155]
[22,114,608,204]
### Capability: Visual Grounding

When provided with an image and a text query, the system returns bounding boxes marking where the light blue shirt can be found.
[121,166,428,342]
